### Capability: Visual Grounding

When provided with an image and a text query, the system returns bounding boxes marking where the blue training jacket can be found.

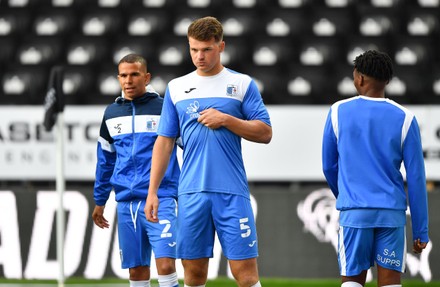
[94,92,180,206]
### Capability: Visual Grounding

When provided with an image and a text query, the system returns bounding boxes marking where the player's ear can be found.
[145,72,151,84]
[219,41,225,52]
[359,74,365,86]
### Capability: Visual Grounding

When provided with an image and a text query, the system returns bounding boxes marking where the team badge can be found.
[146,118,157,131]
[226,84,238,97]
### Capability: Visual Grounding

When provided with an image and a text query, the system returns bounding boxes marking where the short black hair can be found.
[118,53,147,72]
[353,50,393,82]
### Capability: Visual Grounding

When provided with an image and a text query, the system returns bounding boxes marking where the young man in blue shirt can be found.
[322,50,429,287]
[145,17,272,287]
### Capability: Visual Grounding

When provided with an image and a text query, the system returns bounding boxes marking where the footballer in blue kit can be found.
[160,68,268,261]
[145,16,272,287]
[322,50,429,287]
[93,54,180,287]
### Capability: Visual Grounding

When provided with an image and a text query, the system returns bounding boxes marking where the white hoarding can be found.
[0,105,439,181]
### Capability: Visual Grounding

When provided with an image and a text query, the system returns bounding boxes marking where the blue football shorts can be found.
[177,192,259,260]
[117,197,177,269]
[338,225,406,276]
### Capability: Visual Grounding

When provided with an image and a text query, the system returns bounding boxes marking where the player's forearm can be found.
[407,181,429,242]
[223,115,272,143]
[149,136,175,194]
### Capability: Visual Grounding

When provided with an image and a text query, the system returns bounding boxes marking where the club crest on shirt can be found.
[226,84,238,97]
[186,100,200,118]
[146,118,157,131]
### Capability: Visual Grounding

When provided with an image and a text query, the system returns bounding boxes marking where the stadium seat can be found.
[392,40,432,66]
[252,36,295,67]
[97,0,121,7]
[263,8,310,37]
[16,37,64,66]
[1,66,47,104]
[345,35,390,65]
[95,64,121,103]
[431,67,440,100]
[110,36,157,65]
[0,38,16,65]
[65,36,110,65]
[81,9,123,36]
[370,0,400,7]
[311,6,357,37]
[331,63,357,98]
[232,0,258,8]
[142,0,171,8]
[324,0,351,7]
[33,9,76,36]
[221,15,257,37]
[0,0,438,106]
[406,9,439,36]
[221,37,250,71]
[157,36,191,68]
[126,10,169,36]
[417,0,439,7]
[240,65,286,105]
[187,0,212,8]
[62,66,96,105]
[5,0,31,7]
[286,65,336,104]
[389,66,430,104]
[51,0,75,7]
[357,6,401,36]
[173,10,214,36]
[218,9,262,37]
[277,0,301,8]
[298,36,343,66]
[0,16,14,36]
[149,65,191,95]
[0,9,31,36]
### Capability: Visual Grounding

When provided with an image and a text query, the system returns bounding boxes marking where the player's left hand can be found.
[413,238,428,254]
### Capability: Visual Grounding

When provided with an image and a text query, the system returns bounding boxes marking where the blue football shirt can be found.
[322,96,429,242]
[158,68,271,199]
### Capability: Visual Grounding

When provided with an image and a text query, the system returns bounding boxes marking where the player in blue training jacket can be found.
[144,16,272,287]
[322,50,429,287]
[92,54,181,287]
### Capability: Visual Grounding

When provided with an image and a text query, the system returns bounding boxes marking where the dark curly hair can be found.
[353,50,393,82]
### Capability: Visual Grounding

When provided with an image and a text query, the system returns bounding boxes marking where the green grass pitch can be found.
[1,277,440,286]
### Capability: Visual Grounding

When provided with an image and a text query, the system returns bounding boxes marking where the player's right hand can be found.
[92,205,109,229]
[413,238,428,254]
[145,193,159,222]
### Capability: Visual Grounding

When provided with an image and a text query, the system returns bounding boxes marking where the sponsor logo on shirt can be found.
[249,240,257,247]
[186,101,200,119]
[185,87,196,93]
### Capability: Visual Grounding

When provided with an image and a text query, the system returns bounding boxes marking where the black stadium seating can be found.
[0,0,439,105]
